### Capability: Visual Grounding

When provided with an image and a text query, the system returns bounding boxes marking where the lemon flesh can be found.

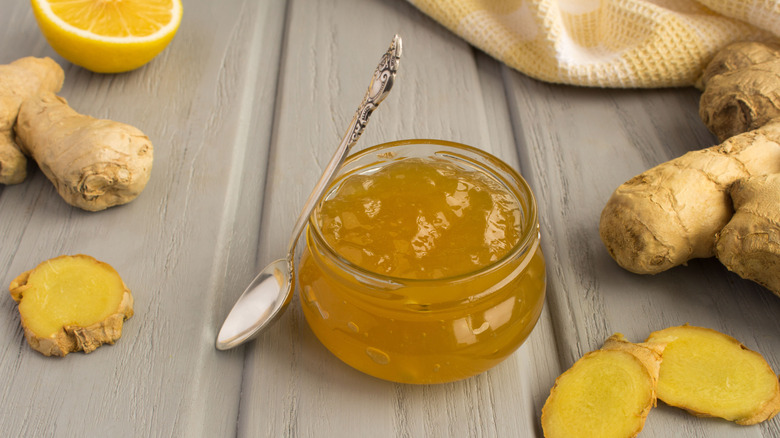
[31,0,183,73]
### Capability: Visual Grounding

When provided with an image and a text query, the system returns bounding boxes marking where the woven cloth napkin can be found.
[406,0,780,88]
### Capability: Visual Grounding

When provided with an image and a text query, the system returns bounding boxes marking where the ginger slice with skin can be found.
[646,325,780,425]
[541,334,664,438]
[9,254,134,357]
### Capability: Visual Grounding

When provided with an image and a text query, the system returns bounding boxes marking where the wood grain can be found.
[0,0,778,436]
[0,1,287,436]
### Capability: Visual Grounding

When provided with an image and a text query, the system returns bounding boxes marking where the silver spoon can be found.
[216,35,402,350]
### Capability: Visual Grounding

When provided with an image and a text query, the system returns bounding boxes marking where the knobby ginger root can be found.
[15,92,153,211]
[699,42,780,141]
[698,41,780,90]
[599,119,780,274]
[0,57,64,184]
[646,325,780,425]
[541,334,664,438]
[9,254,134,356]
[715,173,780,296]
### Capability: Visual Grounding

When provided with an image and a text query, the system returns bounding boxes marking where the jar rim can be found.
[306,139,540,285]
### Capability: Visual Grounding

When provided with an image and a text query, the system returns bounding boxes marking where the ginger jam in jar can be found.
[298,139,545,384]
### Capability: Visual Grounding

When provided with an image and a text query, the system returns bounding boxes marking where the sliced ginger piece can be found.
[9,254,133,357]
[541,334,664,438]
[646,325,780,425]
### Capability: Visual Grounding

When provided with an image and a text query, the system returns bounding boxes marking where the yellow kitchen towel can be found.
[406,0,780,88]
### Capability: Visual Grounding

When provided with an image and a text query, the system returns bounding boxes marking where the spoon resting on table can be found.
[216,35,402,350]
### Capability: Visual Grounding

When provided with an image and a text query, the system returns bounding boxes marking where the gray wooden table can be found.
[1,1,779,437]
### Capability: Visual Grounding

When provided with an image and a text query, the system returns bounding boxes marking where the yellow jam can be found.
[317,157,523,279]
[299,140,546,384]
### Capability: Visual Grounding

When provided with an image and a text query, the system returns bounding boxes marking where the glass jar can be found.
[298,139,546,384]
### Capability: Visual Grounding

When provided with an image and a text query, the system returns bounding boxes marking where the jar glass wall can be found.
[298,140,546,384]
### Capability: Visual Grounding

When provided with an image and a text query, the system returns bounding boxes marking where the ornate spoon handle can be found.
[285,35,402,255]
[345,36,402,146]
[216,35,402,350]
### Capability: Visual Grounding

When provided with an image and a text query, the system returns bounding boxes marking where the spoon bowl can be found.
[216,259,293,350]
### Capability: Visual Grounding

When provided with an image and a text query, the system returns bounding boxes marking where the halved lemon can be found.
[31,0,183,73]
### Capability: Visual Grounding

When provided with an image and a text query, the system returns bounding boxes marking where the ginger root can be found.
[9,254,134,357]
[15,92,153,211]
[699,42,780,141]
[0,57,64,184]
[541,334,664,438]
[646,325,780,425]
[698,41,780,90]
[599,119,780,274]
[715,173,780,296]
[601,41,780,294]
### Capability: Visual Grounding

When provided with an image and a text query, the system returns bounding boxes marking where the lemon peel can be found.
[31,0,183,73]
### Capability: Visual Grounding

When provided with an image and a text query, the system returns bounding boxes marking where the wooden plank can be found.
[236,0,552,436]
[0,1,288,436]
[3,0,778,436]
[505,70,780,436]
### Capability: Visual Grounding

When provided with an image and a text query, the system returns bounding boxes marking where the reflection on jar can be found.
[298,139,546,384]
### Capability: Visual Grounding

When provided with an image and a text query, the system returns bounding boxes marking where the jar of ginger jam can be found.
[298,139,546,384]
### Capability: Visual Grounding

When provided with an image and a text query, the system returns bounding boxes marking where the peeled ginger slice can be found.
[541,334,663,438]
[646,325,780,425]
[9,254,133,357]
